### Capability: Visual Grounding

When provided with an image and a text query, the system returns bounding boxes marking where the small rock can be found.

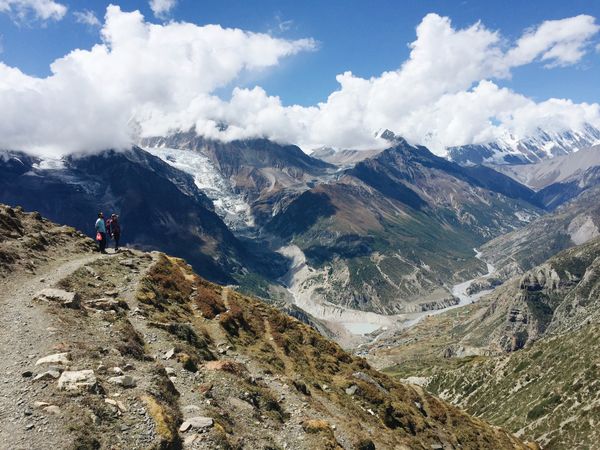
[108,375,136,388]
[43,405,60,415]
[185,416,214,430]
[96,364,107,374]
[165,367,176,376]
[164,348,176,360]
[57,370,97,391]
[21,371,33,378]
[25,423,34,431]
[111,367,124,375]
[33,370,61,381]
[90,413,100,425]
[119,259,136,268]
[105,398,127,412]
[179,421,192,432]
[104,290,119,297]
[34,401,51,408]
[23,408,33,416]
[123,363,135,371]
[35,353,71,366]
[34,288,80,308]
[345,385,358,396]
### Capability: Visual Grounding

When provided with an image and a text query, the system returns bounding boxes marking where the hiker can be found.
[95,212,107,254]
[107,213,121,252]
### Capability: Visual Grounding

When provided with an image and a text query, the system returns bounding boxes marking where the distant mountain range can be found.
[447,123,600,165]
[2,125,600,329]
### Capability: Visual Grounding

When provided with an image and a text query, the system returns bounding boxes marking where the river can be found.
[278,245,496,340]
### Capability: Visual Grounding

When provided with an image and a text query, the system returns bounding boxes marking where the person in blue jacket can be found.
[95,212,107,254]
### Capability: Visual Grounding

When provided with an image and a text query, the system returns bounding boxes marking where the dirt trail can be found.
[0,252,104,449]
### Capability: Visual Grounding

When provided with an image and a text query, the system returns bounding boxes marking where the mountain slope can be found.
[478,185,600,286]
[371,236,600,449]
[310,147,384,167]
[492,144,600,190]
[267,140,540,314]
[0,204,529,449]
[142,133,336,226]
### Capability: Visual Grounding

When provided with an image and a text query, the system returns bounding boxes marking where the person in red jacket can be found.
[106,213,121,252]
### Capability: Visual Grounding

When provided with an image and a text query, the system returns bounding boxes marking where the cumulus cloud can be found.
[140,13,600,153]
[506,15,600,67]
[0,8,598,157]
[149,0,176,19]
[73,9,100,27]
[0,0,66,23]
[0,5,315,156]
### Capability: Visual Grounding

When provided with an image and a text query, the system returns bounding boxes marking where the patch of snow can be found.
[32,158,66,170]
[144,146,254,230]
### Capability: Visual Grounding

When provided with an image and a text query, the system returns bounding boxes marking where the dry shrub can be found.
[194,281,226,319]
[204,359,248,376]
[115,318,146,360]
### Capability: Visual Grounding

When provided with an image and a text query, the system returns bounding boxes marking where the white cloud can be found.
[0,5,315,156]
[0,8,598,158]
[0,0,66,23]
[149,0,176,19]
[506,15,600,67]
[73,9,100,27]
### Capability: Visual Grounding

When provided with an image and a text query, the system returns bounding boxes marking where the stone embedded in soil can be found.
[345,385,358,396]
[57,370,97,391]
[85,298,127,311]
[105,398,127,412]
[164,348,176,360]
[35,352,71,366]
[44,405,61,414]
[33,370,61,381]
[108,375,137,388]
[34,288,80,308]
[180,416,213,432]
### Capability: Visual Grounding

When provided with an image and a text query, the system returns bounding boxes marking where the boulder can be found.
[33,370,61,381]
[58,370,97,391]
[180,416,213,431]
[35,352,71,366]
[34,288,80,308]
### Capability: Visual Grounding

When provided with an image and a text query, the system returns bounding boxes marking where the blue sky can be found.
[1,0,599,106]
[1,0,600,156]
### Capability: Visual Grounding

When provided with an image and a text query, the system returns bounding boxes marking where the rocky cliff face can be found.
[0,205,529,449]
